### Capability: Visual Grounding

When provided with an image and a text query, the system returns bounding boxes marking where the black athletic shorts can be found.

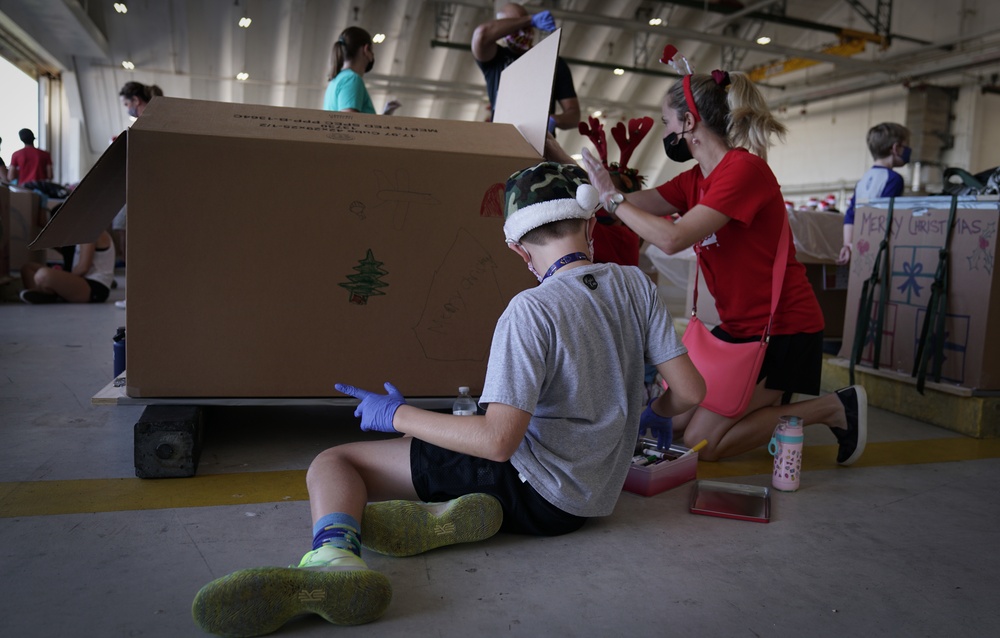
[86,279,110,303]
[711,327,824,397]
[409,437,586,537]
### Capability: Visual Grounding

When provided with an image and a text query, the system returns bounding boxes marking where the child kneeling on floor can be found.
[192,162,705,636]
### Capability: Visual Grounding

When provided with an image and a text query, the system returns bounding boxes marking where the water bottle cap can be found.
[458,386,470,393]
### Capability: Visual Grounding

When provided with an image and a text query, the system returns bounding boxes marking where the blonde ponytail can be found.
[726,72,786,161]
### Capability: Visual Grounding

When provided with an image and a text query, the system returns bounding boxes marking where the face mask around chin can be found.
[663,132,693,163]
[900,145,912,165]
[365,56,374,73]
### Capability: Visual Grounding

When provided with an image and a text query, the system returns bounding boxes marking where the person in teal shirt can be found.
[323,26,401,115]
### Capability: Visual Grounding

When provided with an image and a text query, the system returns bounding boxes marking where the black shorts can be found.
[409,438,586,537]
[85,279,110,303]
[711,327,823,396]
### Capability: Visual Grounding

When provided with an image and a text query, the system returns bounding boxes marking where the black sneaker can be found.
[19,289,59,304]
[831,385,868,465]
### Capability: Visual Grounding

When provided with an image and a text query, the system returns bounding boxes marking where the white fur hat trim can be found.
[503,184,601,243]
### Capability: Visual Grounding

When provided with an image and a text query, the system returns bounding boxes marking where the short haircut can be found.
[519,218,586,246]
[867,122,910,159]
[18,128,34,144]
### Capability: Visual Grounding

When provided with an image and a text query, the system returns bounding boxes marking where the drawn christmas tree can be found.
[339,249,388,305]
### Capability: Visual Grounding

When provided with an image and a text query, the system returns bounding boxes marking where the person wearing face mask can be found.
[471,3,579,134]
[837,122,911,265]
[190,161,703,635]
[323,26,400,115]
[112,81,164,302]
[580,70,869,467]
[119,81,163,119]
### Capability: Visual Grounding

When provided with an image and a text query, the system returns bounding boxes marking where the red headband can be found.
[682,75,701,124]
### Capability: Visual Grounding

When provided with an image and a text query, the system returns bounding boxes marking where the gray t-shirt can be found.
[479,262,685,517]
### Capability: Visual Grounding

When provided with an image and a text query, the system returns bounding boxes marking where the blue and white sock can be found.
[312,512,362,556]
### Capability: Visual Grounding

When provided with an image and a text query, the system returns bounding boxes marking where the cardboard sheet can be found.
[493,29,561,157]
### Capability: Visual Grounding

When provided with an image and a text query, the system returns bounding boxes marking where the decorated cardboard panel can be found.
[838,197,1000,390]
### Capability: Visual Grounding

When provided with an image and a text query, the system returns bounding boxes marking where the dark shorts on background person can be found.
[86,279,110,303]
[409,437,586,537]
[711,327,823,396]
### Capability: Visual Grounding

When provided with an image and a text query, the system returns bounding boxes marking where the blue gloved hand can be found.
[640,398,673,450]
[335,382,406,433]
[547,115,557,134]
[531,10,556,32]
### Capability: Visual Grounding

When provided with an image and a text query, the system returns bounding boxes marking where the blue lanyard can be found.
[541,252,590,282]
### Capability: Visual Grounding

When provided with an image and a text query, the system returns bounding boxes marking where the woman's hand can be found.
[382,99,402,115]
[579,147,617,205]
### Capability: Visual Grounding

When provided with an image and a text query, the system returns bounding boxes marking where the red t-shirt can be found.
[592,215,641,267]
[10,146,52,184]
[656,148,824,338]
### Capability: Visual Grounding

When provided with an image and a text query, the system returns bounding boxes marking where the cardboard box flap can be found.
[30,132,127,250]
[135,97,540,159]
[493,29,561,156]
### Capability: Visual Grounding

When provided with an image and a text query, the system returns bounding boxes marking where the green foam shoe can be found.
[191,547,391,637]
[362,492,503,557]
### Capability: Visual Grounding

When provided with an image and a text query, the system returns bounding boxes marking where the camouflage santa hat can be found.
[503,162,600,244]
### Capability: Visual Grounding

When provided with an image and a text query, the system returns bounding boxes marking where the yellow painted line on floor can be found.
[697,437,1000,479]
[0,471,309,518]
[2,437,1000,518]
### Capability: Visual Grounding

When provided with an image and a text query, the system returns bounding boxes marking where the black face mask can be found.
[663,131,693,163]
[365,54,374,73]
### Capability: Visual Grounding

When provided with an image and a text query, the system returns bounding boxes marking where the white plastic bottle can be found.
[452,386,477,416]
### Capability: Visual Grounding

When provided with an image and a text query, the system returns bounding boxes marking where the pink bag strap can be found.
[691,214,790,340]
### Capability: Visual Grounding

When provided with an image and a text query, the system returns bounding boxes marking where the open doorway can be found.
[0,57,39,179]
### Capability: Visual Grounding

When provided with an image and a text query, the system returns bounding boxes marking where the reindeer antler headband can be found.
[578,115,655,192]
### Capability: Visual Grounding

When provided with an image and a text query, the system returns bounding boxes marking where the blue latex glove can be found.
[531,10,556,32]
[335,382,406,433]
[547,115,557,134]
[640,398,673,450]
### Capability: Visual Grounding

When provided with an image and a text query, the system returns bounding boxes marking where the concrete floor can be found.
[2,272,999,637]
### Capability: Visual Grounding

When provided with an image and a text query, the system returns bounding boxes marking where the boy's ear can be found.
[508,242,531,264]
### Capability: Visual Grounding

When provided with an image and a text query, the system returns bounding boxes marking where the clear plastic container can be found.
[452,386,477,416]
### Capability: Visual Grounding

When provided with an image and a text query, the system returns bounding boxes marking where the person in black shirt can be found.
[471,3,579,135]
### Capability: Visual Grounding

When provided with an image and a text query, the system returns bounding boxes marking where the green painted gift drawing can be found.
[339,249,388,305]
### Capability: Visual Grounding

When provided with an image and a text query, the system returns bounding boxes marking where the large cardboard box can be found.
[34,97,542,397]
[837,197,1000,390]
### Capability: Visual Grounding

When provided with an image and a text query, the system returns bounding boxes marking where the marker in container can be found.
[677,439,709,460]
[641,447,671,460]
